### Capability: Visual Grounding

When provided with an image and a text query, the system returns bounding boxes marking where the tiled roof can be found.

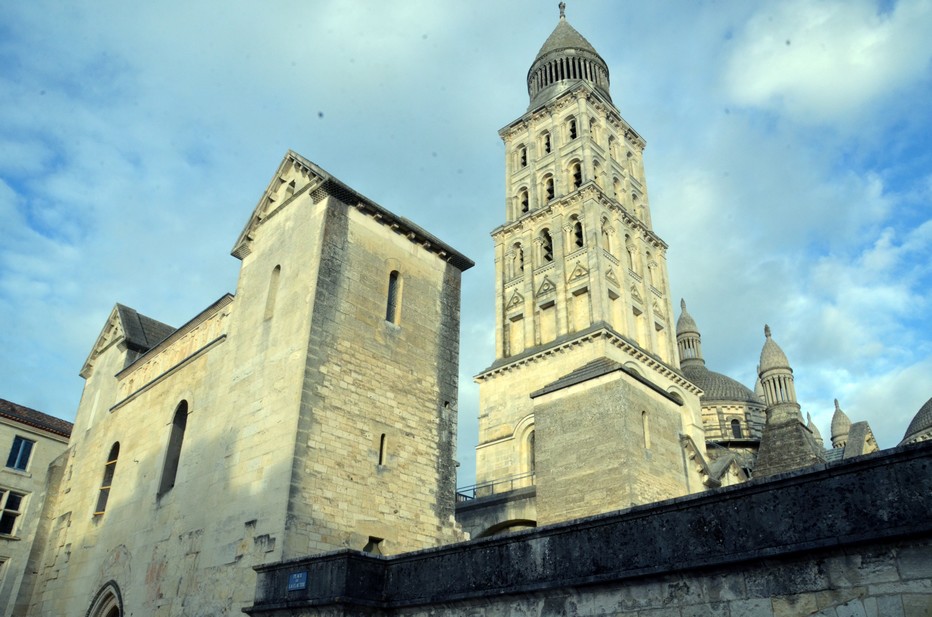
[116,304,176,353]
[0,398,72,438]
[530,357,683,405]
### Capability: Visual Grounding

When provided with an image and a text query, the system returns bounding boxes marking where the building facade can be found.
[0,398,72,617]
[20,154,472,616]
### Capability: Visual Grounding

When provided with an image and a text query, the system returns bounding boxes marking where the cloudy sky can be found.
[1,0,930,485]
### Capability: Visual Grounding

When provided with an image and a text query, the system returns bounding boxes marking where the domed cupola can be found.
[830,399,851,449]
[676,299,703,367]
[527,3,612,109]
[759,325,791,373]
[899,396,932,445]
[757,325,798,409]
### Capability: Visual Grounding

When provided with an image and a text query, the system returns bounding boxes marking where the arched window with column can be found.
[539,229,554,264]
[731,419,743,439]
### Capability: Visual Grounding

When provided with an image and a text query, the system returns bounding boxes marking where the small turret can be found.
[758,325,797,409]
[676,299,704,367]
[831,399,852,449]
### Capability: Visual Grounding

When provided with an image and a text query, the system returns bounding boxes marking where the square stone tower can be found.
[465,8,708,535]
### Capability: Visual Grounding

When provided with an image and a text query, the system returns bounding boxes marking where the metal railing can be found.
[456,471,535,502]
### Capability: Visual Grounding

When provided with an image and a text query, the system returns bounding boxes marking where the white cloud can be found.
[724,0,932,123]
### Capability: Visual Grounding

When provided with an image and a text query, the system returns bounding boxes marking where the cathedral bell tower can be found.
[465,5,707,534]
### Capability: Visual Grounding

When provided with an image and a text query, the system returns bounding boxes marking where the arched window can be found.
[589,118,599,144]
[731,419,743,439]
[642,411,651,449]
[625,235,636,271]
[512,243,524,276]
[94,442,120,515]
[541,131,551,154]
[572,219,584,248]
[608,135,617,160]
[526,430,536,474]
[385,270,401,324]
[516,145,527,168]
[264,265,281,320]
[540,229,553,263]
[544,176,555,202]
[571,162,582,189]
[519,188,529,214]
[613,177,623,200]
[567,117,577,140]
[158,402,188,499]
[593,160,603,188]
[88,582,123,617]
[601,218,612,251]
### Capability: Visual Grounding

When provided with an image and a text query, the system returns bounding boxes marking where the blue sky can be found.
[1,0,930,485]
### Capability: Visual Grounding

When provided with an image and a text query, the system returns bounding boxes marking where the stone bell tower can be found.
[465,4,707,534]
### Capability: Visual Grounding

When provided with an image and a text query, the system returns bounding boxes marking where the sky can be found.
[1,0,930,486]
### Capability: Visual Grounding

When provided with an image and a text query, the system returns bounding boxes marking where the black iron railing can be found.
[455,471,535,502]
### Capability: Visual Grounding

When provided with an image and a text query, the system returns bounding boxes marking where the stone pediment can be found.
[567,262,588,283]
[536,276,557,298]
[630,285,643,304]
[605,267,619,285]
[506,290,524,312]
[231,151,324,259]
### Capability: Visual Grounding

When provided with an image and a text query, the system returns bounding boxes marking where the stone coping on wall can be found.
[245,440,932,613]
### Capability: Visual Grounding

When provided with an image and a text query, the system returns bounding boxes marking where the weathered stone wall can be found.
[23,158,471,616]
[534,369,699,524]
[284,197,466,557]
[246,441,932,617]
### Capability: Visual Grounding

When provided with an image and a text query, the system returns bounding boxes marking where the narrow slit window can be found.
[386,270,401,324]
[642,411,651,449]
[573,220,584,248]
[378,433,387,466]
[158,401,188,499]
[545,177,555,201]
[94,442,120,515]
[264,265,281,320]
[572,163,582,189]
[568,118,577,140]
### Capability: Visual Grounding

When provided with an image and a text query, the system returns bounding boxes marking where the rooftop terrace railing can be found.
[455,471,535,502]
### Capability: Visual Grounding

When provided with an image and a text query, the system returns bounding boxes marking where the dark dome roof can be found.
[901,396,932,444]
[682,364,759,405]
[526,15,611,108]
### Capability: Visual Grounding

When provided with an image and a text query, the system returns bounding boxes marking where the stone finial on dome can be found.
[559,1,566,19]
[900,396,932,445]
[831,399,851,449]
[759,324,791,373]
[807,412,824,448]
[676,299,700,336]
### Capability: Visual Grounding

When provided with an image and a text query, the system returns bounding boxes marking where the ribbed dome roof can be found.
[682,364,759,405]
[759,325,791,372]
[901,396,932,444]
[831,399,852,438]
[526,7,611,108]
[676,299,699,336]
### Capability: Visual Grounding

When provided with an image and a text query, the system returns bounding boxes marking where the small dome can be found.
[676,299,699,336]
[831,399,851,441]
[682,364,759,405]
[527,8,611,108]
[759,325,791,372]
[901,396,932,445]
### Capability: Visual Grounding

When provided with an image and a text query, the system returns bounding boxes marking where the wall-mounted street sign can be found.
[287,571,308,591]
